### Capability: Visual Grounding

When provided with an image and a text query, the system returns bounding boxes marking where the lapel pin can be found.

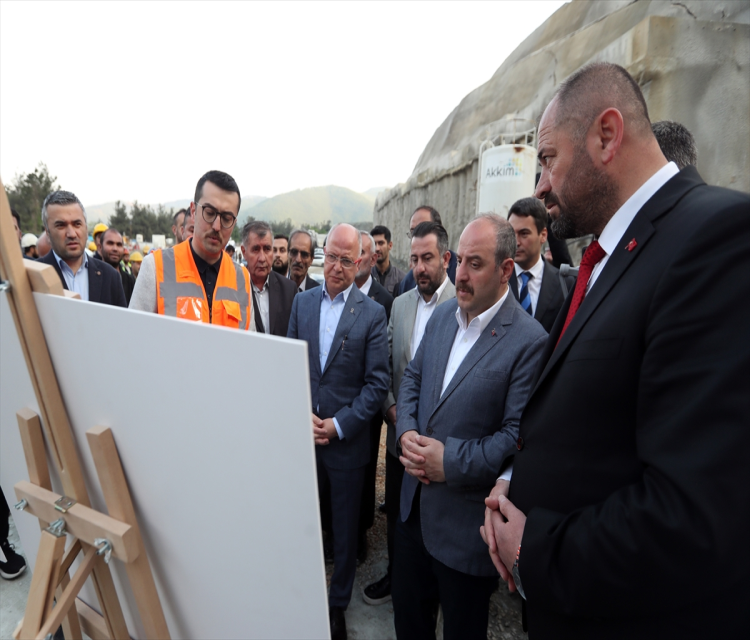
[626,238,637,252]
[491,328,496,337]
[350,308,354,314]
[96,271,101,275]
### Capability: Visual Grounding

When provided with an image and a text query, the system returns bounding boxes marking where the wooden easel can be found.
[0,179,169,639]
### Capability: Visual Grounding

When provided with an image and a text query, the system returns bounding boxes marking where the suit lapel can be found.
[267,274,280,334]
[431,299,511,418]
[402,291,419,363]
[323,286,363,374]
[530,167,704,397]
[509,270,519,300]
[534,261,556,321]
[251,288,265,333]
[88,259,103,302]
[308,291,323,375]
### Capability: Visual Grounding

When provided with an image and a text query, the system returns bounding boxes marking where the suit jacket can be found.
[363,278,393,323]
[396,250,458,297]
[301,274,321,292]
[509,260,575,333]
[118,264,136,306]
[287,283,390,469]
[510,166,750,638]
[252,271,297,336]
[383,279,456,456]
[37,251,127,307]
[397,294,547,576]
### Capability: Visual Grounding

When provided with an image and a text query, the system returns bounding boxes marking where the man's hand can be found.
[386,404,397,426]
[481,495,527,590]
[480,479,515,588]
[312,414,338,446]
[415,435,445,482]
[399,430,429,484]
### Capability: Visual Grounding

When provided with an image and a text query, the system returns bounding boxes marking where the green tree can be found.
[129,201,158,238]
[270,218,294,238]
[109,201,131,236]
[5,163,60,234]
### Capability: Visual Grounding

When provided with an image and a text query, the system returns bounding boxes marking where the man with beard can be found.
[371,225,406,297]
[391,215,546,639]
[100,227,136,305]
[287,228,320,292]
[180,209,195,242]
[482,62,750,638]
[36,190,126,306]
[172,208,187,244]
[363,220,456,607]
[272,234,289,275]
[130,170,253,330]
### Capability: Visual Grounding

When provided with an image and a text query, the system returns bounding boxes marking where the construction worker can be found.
[92,222,108,259]
[130,251,143,279]
[129,170,254,330]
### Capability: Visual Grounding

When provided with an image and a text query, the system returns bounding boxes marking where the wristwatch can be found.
[512,544,526,600]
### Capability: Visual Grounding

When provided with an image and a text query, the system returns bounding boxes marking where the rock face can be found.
[375,0,750,265]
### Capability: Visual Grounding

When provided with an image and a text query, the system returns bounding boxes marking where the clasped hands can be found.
[399,430,445,483]
[480,479,527,592]
[312,414,338,445]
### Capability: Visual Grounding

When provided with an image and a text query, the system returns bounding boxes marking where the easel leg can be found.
[20,530,66,639]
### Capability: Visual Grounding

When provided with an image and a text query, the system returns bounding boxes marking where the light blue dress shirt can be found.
[53,251,89,301]
[318,282,354,439]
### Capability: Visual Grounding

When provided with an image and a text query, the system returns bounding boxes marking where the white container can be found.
[476,144,537,218]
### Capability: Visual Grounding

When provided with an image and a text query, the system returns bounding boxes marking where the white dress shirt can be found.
[441,289,510,396]
[358,274,373,296]
[318,282,354,439]
[588,161,679,293]
[514,255,544,315]
[411,276,451,360]
[54,251,89,301]
[252,276,271,334]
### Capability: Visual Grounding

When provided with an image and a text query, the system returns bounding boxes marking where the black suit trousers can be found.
[392,493,498,640]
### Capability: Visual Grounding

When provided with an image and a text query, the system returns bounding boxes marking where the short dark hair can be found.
[225,244,235,255]
[11,209,21,229]
[475,213,517,267]
[41,190,86,228]
[241,220,272,245]
[411,221,449,256]
[508,197,548,234]
[274,234,289,243]
[194,170,241,211]
[289,228,317,253]
[173,208,187,224]
[651,120,698,170]
[412,205,442,225]
[370,225,392,243]
[555,62,652,143]
[101,227,122,243]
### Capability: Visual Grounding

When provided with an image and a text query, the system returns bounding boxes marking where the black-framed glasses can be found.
[289,248,311,260]
[324,252,359,270]
[197,202,237,229]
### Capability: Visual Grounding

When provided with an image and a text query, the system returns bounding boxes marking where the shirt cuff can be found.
[498,462,513,482]
[333,417,344,440]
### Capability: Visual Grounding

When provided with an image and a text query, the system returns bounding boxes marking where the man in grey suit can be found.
[363,220,455,606]
[508,197,575,333]
[287,223,389,640]
[392,214,547,640]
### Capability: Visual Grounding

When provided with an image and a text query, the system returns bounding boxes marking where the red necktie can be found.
[557,240,606,346]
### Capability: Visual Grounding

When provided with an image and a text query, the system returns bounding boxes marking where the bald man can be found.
[287,223,389,640]
[483,62,750,638]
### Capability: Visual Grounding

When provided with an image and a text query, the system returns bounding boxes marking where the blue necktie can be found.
[519,271,533,315]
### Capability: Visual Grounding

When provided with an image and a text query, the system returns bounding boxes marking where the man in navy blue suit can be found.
[36,191,126,307]
[287,223,389,640]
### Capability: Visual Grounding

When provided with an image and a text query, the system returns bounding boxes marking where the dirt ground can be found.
[326,425,527,639]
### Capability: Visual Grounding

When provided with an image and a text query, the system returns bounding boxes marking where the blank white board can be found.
[0,291,329,639]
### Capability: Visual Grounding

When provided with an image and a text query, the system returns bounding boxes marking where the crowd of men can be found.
[4,62,747,640]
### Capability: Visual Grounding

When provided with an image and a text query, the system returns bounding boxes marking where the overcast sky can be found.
[1,1,566,206]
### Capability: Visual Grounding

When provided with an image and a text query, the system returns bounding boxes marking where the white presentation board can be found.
[0,291,330,639]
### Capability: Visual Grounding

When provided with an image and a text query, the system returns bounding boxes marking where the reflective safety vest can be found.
[154,241,252,330]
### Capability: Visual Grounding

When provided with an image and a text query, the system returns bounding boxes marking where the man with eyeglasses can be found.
[287,228,320,292]
[130,170,254,330]
[288,223,389,640]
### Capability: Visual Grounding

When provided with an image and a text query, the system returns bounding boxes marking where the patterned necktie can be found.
[556,240,607,346]
[519,271,533,315]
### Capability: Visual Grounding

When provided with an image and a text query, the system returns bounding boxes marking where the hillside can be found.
[241,185,375,226]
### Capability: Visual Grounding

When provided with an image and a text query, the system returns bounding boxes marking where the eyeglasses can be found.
[325,252,359,270]
[197,203,237,229]
[289,248,311,260]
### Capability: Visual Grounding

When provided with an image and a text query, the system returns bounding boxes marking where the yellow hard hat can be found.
[142,244,151,253]
[93,223,108,236]
[129,251,143,263]
[88,241,97,251]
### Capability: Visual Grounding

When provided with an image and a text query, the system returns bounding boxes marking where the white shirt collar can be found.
[598,162,679,256]
[357,274,373,296]
[251,274,270,293]
[514,254,544,279]
[322,281,354,303]
[53,250,88,273]
[414,273,451,306]
[455,287,510,332]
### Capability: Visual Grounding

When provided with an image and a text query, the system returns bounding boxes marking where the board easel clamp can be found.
[0,178,170,639]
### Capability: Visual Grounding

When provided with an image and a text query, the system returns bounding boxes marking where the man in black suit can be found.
[99,227,136,305]
[240,220,297,336]
[507,197,574,333]
[288,228,321,293]
[37,191,126,307]
[482,62,750,639]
